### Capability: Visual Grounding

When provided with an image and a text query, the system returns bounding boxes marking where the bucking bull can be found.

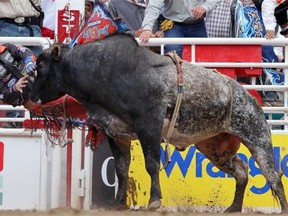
[30,34,288,213]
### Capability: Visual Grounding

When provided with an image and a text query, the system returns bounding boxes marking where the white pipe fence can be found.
[0,37,287,130]
[0,37,288,130]
[136,37,288,131]
[0,36,52,49]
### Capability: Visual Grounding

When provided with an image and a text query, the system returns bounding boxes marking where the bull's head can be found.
[30,44,68,104]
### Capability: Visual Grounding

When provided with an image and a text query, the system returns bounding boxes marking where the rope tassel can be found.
[164,139,171,168]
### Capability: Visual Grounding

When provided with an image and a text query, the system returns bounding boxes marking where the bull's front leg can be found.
[137,131,162,209]
[134,107,166,209]
[108,137,131,209]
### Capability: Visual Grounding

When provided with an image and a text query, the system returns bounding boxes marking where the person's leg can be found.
[0,21,43,55]
[28,25,43,56]
[164,23,185,57]
[164,20,207,58]
[185,19,207,37]
[18,25,43,56]
[0,20,19,36]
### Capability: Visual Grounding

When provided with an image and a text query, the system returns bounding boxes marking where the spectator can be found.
[0,0,44,56]
[0,43,36,128]
[41,0,55,39]
[205,0,233,37]
[234,0,283,105]
[0,0,43,124]
[85,0,95,23]
[262,0,285,40]
[108,0,161,37]
[274,0,288,36]
[262,0,285,64]
[139,0,221,57]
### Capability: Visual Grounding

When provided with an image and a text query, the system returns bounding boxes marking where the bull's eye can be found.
[37,61,45,69]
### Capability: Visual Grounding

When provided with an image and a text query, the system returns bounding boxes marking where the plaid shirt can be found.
[205,0,232,37]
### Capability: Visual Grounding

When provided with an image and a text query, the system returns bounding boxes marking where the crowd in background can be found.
[0,0,287,128]
[78,0,286,105]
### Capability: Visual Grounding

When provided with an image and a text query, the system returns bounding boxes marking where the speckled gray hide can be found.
[30,34,287,213]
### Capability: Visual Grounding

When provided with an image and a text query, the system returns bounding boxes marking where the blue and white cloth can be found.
[234,0,284,85]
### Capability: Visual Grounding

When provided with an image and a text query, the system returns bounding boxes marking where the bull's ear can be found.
[51,45,61,61]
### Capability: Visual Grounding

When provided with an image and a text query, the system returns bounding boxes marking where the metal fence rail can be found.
[0,37,288,132]
[136,37,288,132]
[0,37,287,131]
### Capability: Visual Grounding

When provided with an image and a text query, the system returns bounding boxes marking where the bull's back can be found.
[165,62,234,140]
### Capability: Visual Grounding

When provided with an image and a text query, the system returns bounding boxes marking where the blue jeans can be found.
[0,20,43,56]
[164,19,207,58]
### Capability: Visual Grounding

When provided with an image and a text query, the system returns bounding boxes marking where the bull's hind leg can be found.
[229,80,288,212]
[232,106,288,212]
[242,138,288,213]
[195,133,248,212]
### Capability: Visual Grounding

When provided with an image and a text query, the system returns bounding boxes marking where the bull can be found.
[30,34,288,213]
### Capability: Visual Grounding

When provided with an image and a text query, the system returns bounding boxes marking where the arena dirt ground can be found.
[0,208,282,216]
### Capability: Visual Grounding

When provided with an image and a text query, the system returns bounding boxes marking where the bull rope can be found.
[164,51,184,168]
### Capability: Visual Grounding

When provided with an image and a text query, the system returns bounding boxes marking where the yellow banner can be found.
[127,134,288,209]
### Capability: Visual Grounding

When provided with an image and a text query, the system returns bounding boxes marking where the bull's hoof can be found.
[147,200,161,210]
[224,205,242,213]
[108,202,128,211]
[115,204,129,210]
[281,206,288,214]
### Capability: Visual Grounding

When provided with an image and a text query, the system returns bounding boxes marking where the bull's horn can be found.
[51,45,61,61]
